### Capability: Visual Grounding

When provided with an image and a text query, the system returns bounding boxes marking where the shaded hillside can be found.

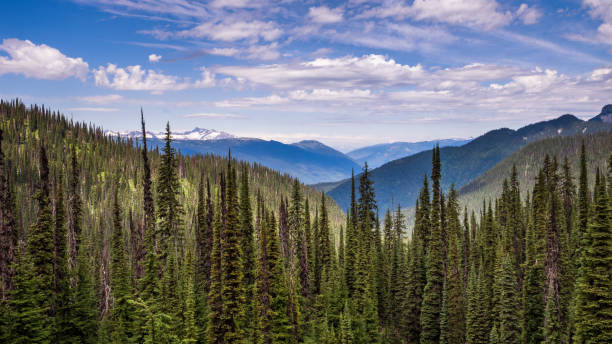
[347,138,470,168]
[327,106,612,212]
[144,137,360,185]
[459,129,612,212]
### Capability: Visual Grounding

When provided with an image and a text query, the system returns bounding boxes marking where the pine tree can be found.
[53,176,72,343]
[521,171,546,344]
[221,160,245,343]
[0,128,17,301]
[573,171,612,343]
[344,171,357,297]
[497,254,520,344]
[109,188,133,343]
[207,186,224,344]
[27,145,54,337]
[69,231,98,343]
[420,146,443,344]
[7,248,50,343]
[239,168,256,341]
[445,187,465,344]
[182,249,197,343]
[157,122,184,256]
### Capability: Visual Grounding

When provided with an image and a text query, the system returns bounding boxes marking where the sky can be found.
[0,0,611,151]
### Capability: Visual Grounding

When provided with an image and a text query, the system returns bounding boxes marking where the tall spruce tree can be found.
[420,146,444,344]
[221,160,244,343]
[573,171,612,343]
[109,187,133,343]
[0,129,17,301]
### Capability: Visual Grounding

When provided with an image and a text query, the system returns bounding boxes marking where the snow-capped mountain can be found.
[106,127,235,141]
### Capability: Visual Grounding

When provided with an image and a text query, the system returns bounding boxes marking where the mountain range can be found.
[347,138,471,168]
[326,105,612,212]
[107,127,471,185]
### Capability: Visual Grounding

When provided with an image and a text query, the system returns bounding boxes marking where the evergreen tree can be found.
[421,145,443,344]
[182,249,197,343]
[239,168,256,341]
[109,188,134,343]
[7,248,50,344]
[53,176,72,342]
[221,160,245,343]
[207,187,224,344]
[157,122,184,256]
[27,145,54,336]
[69,231,98,343]
[573,171,612,343]
[0,128,17,301]
[497,254,520,344]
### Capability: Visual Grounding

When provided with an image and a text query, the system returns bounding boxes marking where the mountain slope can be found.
[1,100,345,234]
[459,129,612,212]
[327,105,612,212]
[347,138,471,168]
[144,137,360,185]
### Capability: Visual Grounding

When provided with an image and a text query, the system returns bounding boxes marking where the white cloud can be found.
[66,107,118,112]
[568,0,612,44]
[0,38,89,80]
[308,6,344,24]
[75,0,209,19]
[208,47,239,56]
[214,54,425,89]
[410,0,512,29]
[209,0,265,9]
[171,19,282,42]
[148,53,162,62]
[93,63,191,92]
[78,94,123,104]
[184,112,244,118]
[515,4,541,25]
[245,43,280,60]
[359,0,514,30]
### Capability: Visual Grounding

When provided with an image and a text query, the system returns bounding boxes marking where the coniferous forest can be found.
[0,99,611,344]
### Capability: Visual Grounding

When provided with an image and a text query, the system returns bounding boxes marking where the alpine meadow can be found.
[1,1,612,344]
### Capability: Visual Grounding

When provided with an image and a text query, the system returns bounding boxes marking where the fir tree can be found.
[420,145,443,344]
[109,188,133,343]
[497,254,520,344]
[239,168,256,341]
[0,128,17,301]
[53,176,72,343]
[207,187,224,344]
[7,248,50,344]
[573,171,612,343]
[221,160,245,343]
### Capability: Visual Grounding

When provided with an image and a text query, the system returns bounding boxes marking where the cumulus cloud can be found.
[0,38,89,80]
[515,4,541,25]
[582,0,612,44]
[93,63,216,92]
[148,54,162,62]
[308,6,344,24]
[214,54,425,89]
[409,0,512,30]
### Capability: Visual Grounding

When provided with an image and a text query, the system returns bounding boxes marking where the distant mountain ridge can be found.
[326,105,612,212]
[140,136,361,185]
[106,127,235,141]
[347,138,471,168]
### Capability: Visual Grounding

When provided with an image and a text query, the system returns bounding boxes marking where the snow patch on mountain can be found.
[105,127,236,141]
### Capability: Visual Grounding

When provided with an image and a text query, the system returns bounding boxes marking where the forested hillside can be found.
[327,108,612,212]
[459,130,612,212]
[0,101,611,343]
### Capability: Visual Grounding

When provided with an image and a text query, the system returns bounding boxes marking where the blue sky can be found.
[1,0,611,151]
